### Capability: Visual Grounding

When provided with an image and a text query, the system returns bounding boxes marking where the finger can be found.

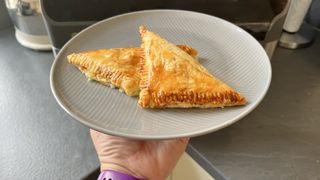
[178,137,190,144]
[161,137,190,152]
[90,129,103,148]
[90,129,117,140]
[90,129,115,146]
[90,129,100,140]
[168,137,190,146]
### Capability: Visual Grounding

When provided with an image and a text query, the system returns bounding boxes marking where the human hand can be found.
[90,129,189,180]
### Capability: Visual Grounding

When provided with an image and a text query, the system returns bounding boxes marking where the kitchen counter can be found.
[191,35,320,179]
[0,28,98,179]
[1,27,320,179]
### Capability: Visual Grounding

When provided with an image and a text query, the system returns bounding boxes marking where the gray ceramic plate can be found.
[50,10,271,139]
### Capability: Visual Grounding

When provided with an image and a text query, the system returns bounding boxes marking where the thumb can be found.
[161,137,190,153]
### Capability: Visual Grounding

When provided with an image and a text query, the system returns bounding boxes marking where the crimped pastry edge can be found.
[140,91,246,108]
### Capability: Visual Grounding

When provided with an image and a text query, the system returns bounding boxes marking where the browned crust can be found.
[176,45,198,58]
[138,27,150,105]
[148,91,246,108]
[67,53,128,84]
[138,89,246,108]
[67,53,140,96]
[138,25,247,108]
[67,44,197,97]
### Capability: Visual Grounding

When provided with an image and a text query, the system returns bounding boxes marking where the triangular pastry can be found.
[67,45,197,96]
[138,26,246,108]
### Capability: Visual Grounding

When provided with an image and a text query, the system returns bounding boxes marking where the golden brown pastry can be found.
[67,45,197,96]
[138,26,246,108]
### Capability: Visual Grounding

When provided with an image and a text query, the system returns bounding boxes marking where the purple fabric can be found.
[98,170,145,180]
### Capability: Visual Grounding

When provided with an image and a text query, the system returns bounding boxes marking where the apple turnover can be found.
[138,26,246,108]
[67,45,197,96]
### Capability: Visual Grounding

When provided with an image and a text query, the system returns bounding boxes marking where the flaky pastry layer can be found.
[67,46,197,96]
[138,26,246,108]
